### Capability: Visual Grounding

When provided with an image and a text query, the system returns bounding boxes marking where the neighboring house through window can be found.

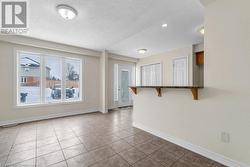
[17,51,82,106]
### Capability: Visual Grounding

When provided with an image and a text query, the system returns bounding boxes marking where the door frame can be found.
[172,56,189,86]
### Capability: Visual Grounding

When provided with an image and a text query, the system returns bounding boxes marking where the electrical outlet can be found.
[221,132,230,143]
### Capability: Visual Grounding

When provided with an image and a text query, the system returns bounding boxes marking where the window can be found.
[65,59,81,101]
[45,56,62,103]
[21,77,27,84]
[19,53,41,104]
[141,63,162,86]
[17,51,82,106]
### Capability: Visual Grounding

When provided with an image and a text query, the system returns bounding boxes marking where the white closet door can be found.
[173,57,188,86]
[141,63,162,86]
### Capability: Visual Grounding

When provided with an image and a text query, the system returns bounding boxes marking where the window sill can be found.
[15,100,83,109]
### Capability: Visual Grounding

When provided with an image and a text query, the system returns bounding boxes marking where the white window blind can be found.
[141,63,161,86]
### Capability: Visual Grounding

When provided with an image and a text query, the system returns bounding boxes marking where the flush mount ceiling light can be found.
[162,23,168,28]
[56,4,77,20]
[138,49,147,54]
[199,27,205,35]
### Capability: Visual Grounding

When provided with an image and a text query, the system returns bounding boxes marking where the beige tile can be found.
[6,149,36,166]
[163,145,187,158]
[89,146,116,162]
[110,139,133,153]
[37,136,58,147]
[91,155,130,167]
[63,144,87,159]
[67,152,96,167]
[100,134,121,144]
[123,134,150,146]
[14,135,36,144]
[36,151,65,167]
[181,152,214,167]
[119,148,146,165]
[114,130,133,139]
[37,142,61,157]
[37,133,56,141]
[49,161,67,167]
[135,141,161,155]
[150,137,173,147]
[82,138,107,151]
[11,141,36,153]
[59,138,81,149]
[8,158,35,167]
[56,132,75,141]
[150,149,179,167]
[171,160,194,167]
[0,144,11,157]
[124,127,144,135]
[133,157,165,167]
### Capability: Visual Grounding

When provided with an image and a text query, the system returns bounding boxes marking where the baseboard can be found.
[133,122,249,167]
[0,107,100,127]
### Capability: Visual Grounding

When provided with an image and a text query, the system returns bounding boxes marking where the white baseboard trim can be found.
[0,107,100,127]
[133,122,249,167]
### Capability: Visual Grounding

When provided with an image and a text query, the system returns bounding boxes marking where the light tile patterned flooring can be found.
[0,108,226,167]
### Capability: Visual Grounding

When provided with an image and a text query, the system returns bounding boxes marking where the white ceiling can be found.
[28,0,204,58]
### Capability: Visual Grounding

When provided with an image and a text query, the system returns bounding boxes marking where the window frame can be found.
[15,50,83,107]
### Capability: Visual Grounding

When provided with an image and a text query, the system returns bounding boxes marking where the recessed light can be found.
[56,4,77,20]
[162,23,168,28]
[199,27,205,35]
[138,49,147,54]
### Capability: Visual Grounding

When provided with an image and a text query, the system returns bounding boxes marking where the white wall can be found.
[0,41,100,125]
[133,0,250,166]
[136,46,193,86]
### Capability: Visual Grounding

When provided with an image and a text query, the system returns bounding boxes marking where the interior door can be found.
[120,70,129,103]
[118,65,132,107]
[173,57,188,86]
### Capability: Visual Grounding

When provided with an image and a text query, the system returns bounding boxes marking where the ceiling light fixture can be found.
[199,27,205,35]
[138,49,147,54]
[56,4,77,20]
[162,23,168,28]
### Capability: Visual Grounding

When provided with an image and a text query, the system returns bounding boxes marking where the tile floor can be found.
[0,108,226,167]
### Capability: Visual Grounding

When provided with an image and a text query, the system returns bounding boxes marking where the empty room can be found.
[0,0,249,167]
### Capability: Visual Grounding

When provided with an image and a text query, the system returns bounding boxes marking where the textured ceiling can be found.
[27,0,204,58]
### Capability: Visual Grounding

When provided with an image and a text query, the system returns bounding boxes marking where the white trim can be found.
[133,122,249,167]
[0,107,100,127]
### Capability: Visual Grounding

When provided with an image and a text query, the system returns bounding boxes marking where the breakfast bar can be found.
[130,86,203,100]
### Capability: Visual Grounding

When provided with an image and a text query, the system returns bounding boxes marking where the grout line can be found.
[52,122,69,167]
[3,126,21,166]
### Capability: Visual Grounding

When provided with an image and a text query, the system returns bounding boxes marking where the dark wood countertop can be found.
[130,86,203,89]
[129,86,203,100]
